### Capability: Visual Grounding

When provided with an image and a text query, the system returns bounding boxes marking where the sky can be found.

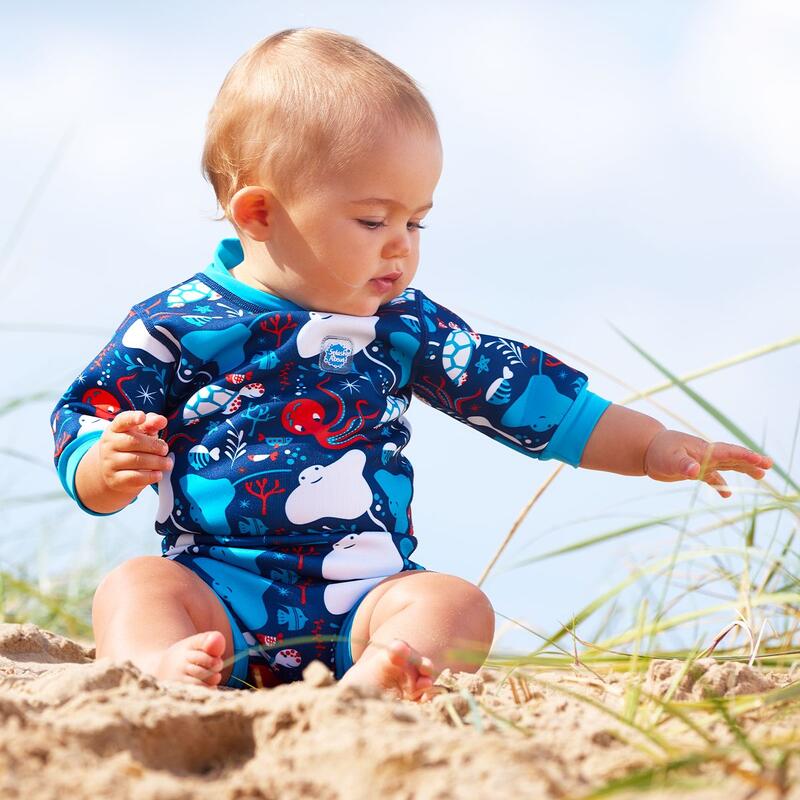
[1,1,798,652]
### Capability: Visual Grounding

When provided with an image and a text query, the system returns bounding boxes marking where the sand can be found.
[0,623,797,799]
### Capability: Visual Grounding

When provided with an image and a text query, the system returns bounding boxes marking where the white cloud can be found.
[676,0,800,189]
[421,6,651,193]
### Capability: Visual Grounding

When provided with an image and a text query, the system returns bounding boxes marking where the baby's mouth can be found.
[370,271,402,291]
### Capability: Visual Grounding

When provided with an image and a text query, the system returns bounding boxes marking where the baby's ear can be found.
[229,186,273,241]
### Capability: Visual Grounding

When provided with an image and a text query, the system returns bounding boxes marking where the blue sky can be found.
[2,1,798,651]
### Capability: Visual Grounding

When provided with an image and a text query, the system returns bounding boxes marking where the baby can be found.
[51,28,772,699]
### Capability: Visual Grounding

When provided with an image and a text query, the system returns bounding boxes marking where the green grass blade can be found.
[0,390,55,418]
[529,546,773,655]
[612,326,799,495]
[507,504,784,568]
[711,697,766,769]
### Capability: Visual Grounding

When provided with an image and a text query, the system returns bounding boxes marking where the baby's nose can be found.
[382,230,411,259]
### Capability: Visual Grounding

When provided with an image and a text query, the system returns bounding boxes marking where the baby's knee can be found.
[93,556,174,610]
[422,574,495,635]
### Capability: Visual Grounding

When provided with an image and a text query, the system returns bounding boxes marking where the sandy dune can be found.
[0,623,796,799]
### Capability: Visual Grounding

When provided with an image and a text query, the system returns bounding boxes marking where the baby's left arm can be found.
[580,404,772,498]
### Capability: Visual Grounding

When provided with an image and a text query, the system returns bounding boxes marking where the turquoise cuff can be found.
[56,431,131,517]
[541,388,612,468]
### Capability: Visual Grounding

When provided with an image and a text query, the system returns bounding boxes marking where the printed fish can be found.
[187,445,221,469]
[486,366,514,405]
[255,632,284,648]
[247,451,279,463]
[184,315,214,328]
[277,605,308,631]
[270,568,299,585]
[254,351,280,370]
[225,371,254,384]
[239,517,268,535]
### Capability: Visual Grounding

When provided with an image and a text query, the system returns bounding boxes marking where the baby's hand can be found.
[643,430,772,499]
[97,410,172,496]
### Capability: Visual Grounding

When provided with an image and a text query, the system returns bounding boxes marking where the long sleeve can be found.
[410,293,611,467]
[50,308,178,514]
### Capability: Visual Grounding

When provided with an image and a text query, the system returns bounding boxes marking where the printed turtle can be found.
[167,279,221,309]
[441,329,481,386]
[183,382,265,421]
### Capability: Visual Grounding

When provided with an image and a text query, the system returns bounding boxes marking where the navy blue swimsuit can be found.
[51,239,611,687]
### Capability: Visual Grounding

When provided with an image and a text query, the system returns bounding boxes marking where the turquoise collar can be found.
[203,238,300,311]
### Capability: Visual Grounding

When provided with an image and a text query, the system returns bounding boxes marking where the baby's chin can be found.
[314,302,381,317]
[308,294,388,317]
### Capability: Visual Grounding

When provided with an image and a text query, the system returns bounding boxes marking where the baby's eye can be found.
[357,219,427,231]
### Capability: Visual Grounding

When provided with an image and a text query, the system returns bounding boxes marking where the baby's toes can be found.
[187,648,223,670]
[411,674,435,701]
[185,661,223,685]
[199,630,226,658]
[386,639,413,667]
[417,655,435,677]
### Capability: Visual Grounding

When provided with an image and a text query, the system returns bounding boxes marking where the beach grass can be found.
[468,329,800,797]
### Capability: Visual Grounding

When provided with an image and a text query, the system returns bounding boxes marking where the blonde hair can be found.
[202,28,439,219]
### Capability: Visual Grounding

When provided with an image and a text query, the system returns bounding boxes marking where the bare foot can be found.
[150,631,227,687]
[339,639,435,701]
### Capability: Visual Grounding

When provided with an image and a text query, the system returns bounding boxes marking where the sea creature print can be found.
[284,449,381,528]
[187,444,221,469]
[76,414,111,437]
[501,350,572,432]
[272,648,302,669]
[253,350,280,371]
[464,415,546,451]
[225,371,254,385]
[183,382,265,422]
[281,374,380,449]
[167,280,221,308]
[277,605,309,631]
[321,532,403,580]
[121,318,177,363]
[441,329,481,386]
[380,394,409,424]
[486,366,514,405]
[246,450,279,463]
[81,388,121,420]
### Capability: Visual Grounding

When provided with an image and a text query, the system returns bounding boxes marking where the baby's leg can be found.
[340,572,495,700]
[92,556,235,687]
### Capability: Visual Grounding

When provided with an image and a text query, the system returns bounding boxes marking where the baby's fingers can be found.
[139,412,168,435]
[731,463,768,481]
[109,410,147,432]
[112,429,169,457]
[111,450,173,475]
[105,468,165,493]
[700,442,772,470]
[702,470,731,499]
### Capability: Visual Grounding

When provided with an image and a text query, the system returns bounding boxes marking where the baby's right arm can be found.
[51,306,179,515]
[75,410,172,514]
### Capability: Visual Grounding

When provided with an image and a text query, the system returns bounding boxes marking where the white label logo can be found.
[319,336,354,373]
